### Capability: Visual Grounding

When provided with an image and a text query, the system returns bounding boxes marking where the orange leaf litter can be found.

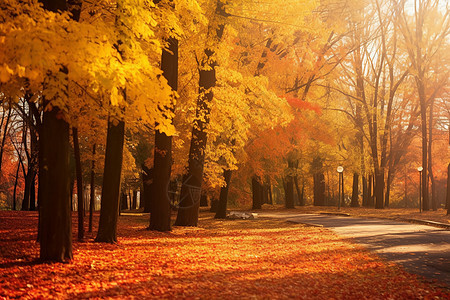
[0,211,448,299]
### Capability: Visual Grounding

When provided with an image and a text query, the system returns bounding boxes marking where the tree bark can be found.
[12,158,20,211]
[89,144,95,233]
[446,163,449,215]
[39,106,72,262]
[368,174,374,207]
[293,176,302,206]
[0,107,11,175]
[375,169,384,209]
[72,127,84,241]
[95,119,125,243]
[362,175,368,207]
[252,176,263,210]
[215,169,232,219]
[141,165,153,213]
[267,181,273,205]
[120,191,128,211]
[428,97,436,210]
[30,174,36,211]
[149,37,178,231]
[350,173,359,207]
[385,167,394,208]
[313,173,325,206]
[132,190,137,210]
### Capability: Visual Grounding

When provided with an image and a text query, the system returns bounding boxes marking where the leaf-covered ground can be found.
[0,210,448,299]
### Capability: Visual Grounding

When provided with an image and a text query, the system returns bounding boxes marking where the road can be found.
[258,212,450,288]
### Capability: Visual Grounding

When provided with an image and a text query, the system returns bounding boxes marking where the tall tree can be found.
[149,36,178,231]
[175,1,228,226]
[38,0,81,262]
[396,0,449,211]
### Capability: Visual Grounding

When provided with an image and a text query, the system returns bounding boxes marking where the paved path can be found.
[258,212,450,288]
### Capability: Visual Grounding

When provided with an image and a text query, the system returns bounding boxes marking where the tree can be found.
[175,0,228,226]
[395,0,449,211]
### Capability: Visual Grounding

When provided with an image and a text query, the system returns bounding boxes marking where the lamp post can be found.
[418,166,423,213]
[337,166,344,210]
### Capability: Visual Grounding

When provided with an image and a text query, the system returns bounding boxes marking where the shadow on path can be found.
[259,212,450,288]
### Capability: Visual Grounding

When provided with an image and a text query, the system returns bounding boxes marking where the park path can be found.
[257,212,450,288]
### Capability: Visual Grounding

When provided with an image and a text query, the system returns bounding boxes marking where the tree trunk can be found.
[149,127,174,230]
[215,169,232,219]
[12,159,20,211]
[268,182,273,205]
[350,173,359,207]
[368,174,374,207]
[95,119,125,243]
[149,37,178,231]
[174,69,214,225]
[293,176,302,206]
[418,79,429,211]
[30,174,36,211]
[375,169,384,209]
[141,165,153,213]
[446,163,449,215]
[252,176,263,210]
[313,173,325,206]
[385,167,393,207]
[200,193,208,207]
[120,191,128,211]
[0,107,11,175]
[22,171,31,211]
[428,96,436,210]
[39,106,72,262]
[72,127,84,241]
[89,144,96,233]
[132,190,137,210]
[362,175,368,207]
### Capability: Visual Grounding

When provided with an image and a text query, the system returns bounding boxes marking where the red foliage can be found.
[0,211,448,299]
[283,96,322,115]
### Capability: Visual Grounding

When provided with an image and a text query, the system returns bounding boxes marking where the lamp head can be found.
[337,166,344,173]
[417,166,423,172]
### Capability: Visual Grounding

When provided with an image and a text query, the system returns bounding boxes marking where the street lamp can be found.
[337,166,344,210]
[418,166,423,213]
